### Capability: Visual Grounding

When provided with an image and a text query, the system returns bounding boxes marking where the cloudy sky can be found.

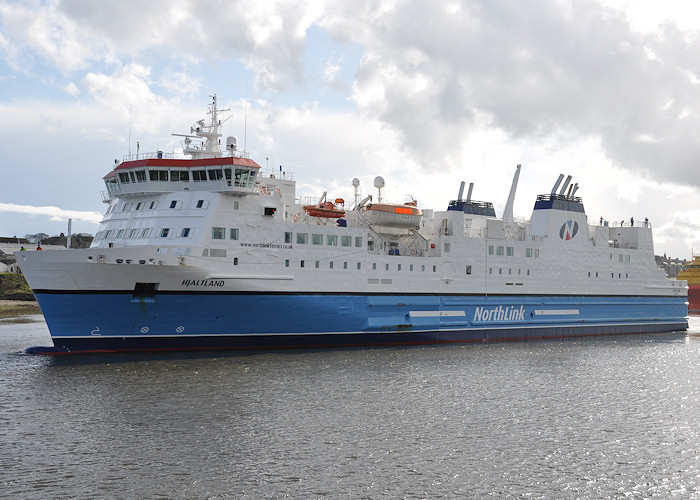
[1,0,699,257]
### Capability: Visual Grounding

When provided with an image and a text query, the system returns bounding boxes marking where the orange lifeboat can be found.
[303,201,346,218]
[302,192,346,218]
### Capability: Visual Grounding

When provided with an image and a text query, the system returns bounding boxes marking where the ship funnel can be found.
[466,183,474,203]
[458,181,465,202]
[551,174,564,195]
[571,183,579,197]
[503,164,521,221]
[558,175,572,196]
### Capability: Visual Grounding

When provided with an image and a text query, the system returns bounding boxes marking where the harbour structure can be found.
[676,256,700,314]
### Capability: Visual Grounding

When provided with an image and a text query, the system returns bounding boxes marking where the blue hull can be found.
[28,292,688,354]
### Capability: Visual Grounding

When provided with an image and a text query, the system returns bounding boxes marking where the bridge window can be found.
[208,169,223,180]
[171,171,188,181]
[192,170,207,181]
[234,168,250,187]
[160,228,169,238]
[181,228,191,238]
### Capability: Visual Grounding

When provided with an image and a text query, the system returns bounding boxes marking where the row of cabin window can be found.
[282,231,363,247]
[212,227,239,240]
[489,267,532,276]
[117,168,256,188]
[487,245,540,258]
[121,199,217,212]
[98,227,194,239]
[284,260,447,273]
[588,271,631,278]
[612,254,631,263]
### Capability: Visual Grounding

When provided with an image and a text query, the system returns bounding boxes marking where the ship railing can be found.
[121,150,253,162]
[536,194,583,203]
[122,151,177,162]
[260,168,295,181]
[608,219,651,228]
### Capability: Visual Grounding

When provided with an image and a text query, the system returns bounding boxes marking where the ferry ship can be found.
[676,256,700,314]
[17,96,688,354]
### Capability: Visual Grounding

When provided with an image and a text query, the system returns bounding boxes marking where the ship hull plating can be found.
[28,291,688,354]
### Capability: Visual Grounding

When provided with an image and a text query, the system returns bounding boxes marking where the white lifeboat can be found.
[365,201,422,228]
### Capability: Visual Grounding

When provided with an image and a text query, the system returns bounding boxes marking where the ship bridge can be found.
[102,156,262,201]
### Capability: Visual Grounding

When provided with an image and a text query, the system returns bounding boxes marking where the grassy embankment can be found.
[0,273,41,318]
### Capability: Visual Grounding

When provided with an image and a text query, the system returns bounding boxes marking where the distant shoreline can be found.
[0,300,41,319]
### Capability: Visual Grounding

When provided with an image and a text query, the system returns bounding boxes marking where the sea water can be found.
[1,315,699,498]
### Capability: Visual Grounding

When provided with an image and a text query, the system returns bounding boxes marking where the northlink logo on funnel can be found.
[473,305,526,322]
[559,220,579,240]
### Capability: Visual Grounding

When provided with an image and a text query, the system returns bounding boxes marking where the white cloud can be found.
[0,0,113,73]
[0,203,102,223]
[63,82,79,96]
[314,0,700,189]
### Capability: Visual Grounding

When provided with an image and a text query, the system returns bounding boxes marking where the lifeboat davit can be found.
[365,201,422,228]
[303,201,346,218]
